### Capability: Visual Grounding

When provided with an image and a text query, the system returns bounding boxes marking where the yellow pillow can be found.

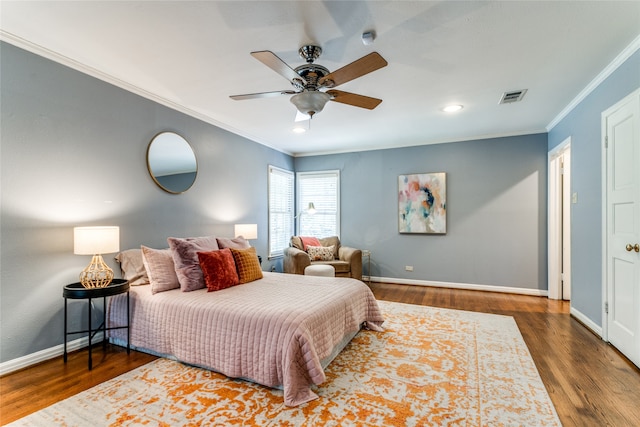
[230,247,263,284]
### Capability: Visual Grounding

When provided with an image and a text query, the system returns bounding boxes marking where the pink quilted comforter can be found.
[108,272,384,406]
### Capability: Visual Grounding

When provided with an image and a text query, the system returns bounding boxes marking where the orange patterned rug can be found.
[8,301,561,426]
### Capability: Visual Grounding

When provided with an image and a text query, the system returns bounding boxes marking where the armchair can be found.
[283,236,362,281]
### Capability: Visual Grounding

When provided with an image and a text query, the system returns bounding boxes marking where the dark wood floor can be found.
[1,283,639,426]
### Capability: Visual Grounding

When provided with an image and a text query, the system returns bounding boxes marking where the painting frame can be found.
[398,172,447,234]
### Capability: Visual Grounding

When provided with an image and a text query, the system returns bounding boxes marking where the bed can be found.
[108,271,384,407]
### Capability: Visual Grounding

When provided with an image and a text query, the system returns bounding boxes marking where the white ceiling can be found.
[1,1,639,156]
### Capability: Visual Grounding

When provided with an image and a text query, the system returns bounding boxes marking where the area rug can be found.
[8,301,561,426]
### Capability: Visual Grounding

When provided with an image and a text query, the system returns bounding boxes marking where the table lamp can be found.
[74,226,120,288]
[234,223,258,241]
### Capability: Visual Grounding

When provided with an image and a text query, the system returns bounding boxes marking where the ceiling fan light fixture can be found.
[290,91,331,118]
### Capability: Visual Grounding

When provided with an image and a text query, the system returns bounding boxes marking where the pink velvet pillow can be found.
[197,249,240,292]
[141,246,180,294]
[167,236,219,292]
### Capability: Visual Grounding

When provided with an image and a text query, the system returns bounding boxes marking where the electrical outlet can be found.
[405,265,414,272]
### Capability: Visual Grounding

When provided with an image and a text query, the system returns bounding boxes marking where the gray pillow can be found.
[115,249,149,286]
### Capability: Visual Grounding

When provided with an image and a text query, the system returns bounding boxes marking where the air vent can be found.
[499,89,528,104]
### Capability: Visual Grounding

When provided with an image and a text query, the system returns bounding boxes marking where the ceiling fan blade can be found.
[326,90,382,110]
[251,51,306,84]
[319,52,387,88]
[230,90,296,100]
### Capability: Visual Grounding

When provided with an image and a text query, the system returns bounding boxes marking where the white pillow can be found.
[307,245,335,261]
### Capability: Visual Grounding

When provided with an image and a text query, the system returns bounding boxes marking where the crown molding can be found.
[0,30,294,157]
[546,34,640,131]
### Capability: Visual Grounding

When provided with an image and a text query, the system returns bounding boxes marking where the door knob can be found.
[626,244,640,252]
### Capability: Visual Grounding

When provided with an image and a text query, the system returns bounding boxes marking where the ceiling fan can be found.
[230,45,388,119]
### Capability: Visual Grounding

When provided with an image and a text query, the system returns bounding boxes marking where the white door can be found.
[561,148,571,300]
[604,89,640,368]
[548,140,571,300]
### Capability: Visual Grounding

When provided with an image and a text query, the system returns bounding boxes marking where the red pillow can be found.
[197,249,239,292]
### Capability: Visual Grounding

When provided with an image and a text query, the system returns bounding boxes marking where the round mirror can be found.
[146,132,197,194]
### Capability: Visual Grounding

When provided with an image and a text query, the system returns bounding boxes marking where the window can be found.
[268,165,294,258]
[297,170,340,238]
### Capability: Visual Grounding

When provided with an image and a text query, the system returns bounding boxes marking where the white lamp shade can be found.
[234,223,257,240]
[307,202,316,215]
[74,226,120,255]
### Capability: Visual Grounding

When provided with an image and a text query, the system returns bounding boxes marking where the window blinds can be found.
[297,170,340,238]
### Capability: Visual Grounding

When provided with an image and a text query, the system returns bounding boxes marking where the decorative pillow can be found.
[216,236,250,250]
[307,245,335,261]
[230,247,263,284]
[141,246,180,294]
[197,249,239,291]
[319,236,341,259]
[167,236,219,292]
[299,236,322,251]
[115,249,148,286]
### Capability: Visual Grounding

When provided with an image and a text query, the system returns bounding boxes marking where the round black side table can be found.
[63,279,130,370]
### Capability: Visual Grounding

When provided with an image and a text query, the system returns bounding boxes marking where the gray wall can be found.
[548,50,640,325]
[3,37,635,365]
[295,133,548,290]
[0,43,293,363]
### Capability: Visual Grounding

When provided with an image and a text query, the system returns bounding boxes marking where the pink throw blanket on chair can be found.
[300,236,321,251]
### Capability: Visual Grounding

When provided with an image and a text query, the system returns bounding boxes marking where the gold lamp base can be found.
[79,254,114,288]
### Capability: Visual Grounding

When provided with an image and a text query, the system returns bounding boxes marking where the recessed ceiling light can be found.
[442,104,463,113]
[292,127,306,134]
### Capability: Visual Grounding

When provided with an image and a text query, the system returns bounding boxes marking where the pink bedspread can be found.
[108,272,384,406]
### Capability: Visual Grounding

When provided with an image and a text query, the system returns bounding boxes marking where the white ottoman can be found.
[304,264,335,277]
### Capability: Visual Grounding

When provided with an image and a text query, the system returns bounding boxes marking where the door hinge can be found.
[605,302,609,314]
[604,136,608,149]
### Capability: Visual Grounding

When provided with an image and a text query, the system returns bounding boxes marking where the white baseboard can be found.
[369,276,549,297]
[570,306,603,337]
[0,332,103,376]
[366,276,606,339]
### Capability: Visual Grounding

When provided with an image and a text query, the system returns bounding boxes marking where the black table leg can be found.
[88,297,92,370]
[127,290,130,354]
[102,296,107,352]
[63,297,68,363]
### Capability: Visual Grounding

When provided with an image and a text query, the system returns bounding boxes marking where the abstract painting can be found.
[398,172,446,234]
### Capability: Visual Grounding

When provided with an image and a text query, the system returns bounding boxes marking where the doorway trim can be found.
[548,137,571,300]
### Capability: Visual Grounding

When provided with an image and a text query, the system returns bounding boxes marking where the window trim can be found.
[268,165,294,259]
